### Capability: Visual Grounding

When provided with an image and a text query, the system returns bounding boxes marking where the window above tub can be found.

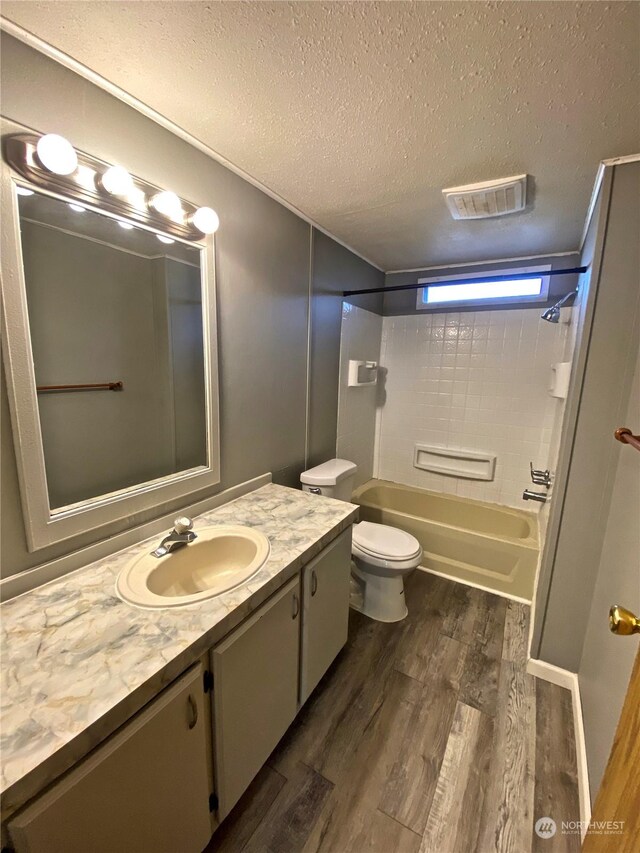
[416,265,551,310]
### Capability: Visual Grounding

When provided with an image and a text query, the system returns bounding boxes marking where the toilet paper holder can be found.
[348,360,378,387]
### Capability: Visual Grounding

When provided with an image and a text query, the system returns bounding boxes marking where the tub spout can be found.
[522,489,548,504]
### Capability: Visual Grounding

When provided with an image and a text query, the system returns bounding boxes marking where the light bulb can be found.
[118,221,134,230]
[68,203,86,213]
[36,134,78,175]
[16,186,34,197]
[192,206,219,234]
[156,235,174,244]
[129,187,147,212]
[101,165,134,196]
[75,165,97,191]
[150,191,183,221]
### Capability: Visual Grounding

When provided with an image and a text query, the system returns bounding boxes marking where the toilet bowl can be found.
[300,459,423,622]
[351,521,422,622]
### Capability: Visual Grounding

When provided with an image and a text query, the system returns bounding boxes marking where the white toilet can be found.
[300,459,422,622]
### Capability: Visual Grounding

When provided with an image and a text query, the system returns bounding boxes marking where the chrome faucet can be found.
[152,517,197,557]
[529,462,552,488]
[522,489,548,504]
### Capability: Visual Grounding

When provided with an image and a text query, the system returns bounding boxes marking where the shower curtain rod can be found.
[342,266,588,297]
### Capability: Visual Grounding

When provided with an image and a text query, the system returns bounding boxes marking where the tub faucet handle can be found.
[529,462,551,488]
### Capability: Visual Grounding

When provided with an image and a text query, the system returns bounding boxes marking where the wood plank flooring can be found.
[206,572,581,853]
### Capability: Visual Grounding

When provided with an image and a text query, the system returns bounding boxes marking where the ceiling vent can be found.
[442,174,527,220]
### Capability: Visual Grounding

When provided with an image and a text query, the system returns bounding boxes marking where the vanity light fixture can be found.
[156,235,175,245]
[150,191,183,222]
[192,206,220,235]
[68,203,86,213]
[101,165,134,196]
[118,221,134,230]
[6,133,220,241]
[35,134,78,176]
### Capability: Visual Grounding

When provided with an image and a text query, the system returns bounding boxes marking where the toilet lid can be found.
[353,522,421,560]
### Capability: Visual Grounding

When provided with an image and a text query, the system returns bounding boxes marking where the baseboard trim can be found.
[527,658,591,837]
[0,472,272,602]
[417,565,532,605]
[526,657,574,688]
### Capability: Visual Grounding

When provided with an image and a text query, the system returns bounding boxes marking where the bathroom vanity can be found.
[0,484,357,852]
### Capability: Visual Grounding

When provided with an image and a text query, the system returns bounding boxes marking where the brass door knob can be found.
[609,605,640,635]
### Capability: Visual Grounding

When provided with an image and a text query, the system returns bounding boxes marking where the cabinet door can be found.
[300,527,352,705]
[8,664,213,853]
[212,576,300,819]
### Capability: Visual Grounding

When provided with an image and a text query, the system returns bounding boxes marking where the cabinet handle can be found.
[187,694,198,729]
[292,593,300,619]
[311,569,318,597]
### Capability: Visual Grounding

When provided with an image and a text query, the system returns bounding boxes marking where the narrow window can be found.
[416,266,550,309]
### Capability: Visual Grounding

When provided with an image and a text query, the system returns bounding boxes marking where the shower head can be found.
[541,305,561,323]
[540,289,578,323]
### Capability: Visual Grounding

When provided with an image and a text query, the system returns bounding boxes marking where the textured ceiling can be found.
[2,1,639,270]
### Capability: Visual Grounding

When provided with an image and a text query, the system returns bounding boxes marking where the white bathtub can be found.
[352,479,538,600]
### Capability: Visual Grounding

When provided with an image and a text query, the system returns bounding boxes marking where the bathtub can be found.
[352,479,538,601]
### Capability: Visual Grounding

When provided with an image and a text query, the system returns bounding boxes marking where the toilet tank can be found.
[300,459,357,502]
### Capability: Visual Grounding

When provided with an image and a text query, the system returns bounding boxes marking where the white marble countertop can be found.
[0,484,358,818]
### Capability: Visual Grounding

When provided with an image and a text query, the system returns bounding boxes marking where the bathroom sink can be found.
[116,525,270,609]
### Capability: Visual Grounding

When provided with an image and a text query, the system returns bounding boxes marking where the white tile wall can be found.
[538,303,580,537]
[375,308,570,508]
[336,303,383,488]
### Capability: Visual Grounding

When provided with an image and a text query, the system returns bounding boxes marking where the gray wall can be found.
[0,33,381,579]
[533,163,639,800]
[307,230,383,468]
[535,162,640,671]
[383,255,580,317]
[578,343,639,796]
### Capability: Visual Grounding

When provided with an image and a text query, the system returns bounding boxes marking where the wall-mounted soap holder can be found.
[413,444,496,481]
[549,362,571,399]
[348,360,378,387]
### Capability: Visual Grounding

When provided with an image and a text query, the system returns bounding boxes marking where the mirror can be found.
[17,190,207,509]
[1,174,220,551]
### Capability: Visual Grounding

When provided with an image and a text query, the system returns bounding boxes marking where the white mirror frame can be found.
[1,163,221,552]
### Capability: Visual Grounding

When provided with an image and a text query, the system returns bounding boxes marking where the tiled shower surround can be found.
[371,308,571,508]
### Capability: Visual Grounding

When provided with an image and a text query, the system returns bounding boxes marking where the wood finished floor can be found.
[206,572,581,853]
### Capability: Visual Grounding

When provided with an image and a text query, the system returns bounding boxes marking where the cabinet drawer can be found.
[8,664,213,853]
[300,527,352,704]
[212,575,300,818]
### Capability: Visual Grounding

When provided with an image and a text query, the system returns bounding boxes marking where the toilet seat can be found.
[352,522,421,562]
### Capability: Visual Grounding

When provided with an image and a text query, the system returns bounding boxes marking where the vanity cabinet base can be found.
[212,575,301,820]
[300,527,352,704]
[3,527,354,850]
[7,664,214,853]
